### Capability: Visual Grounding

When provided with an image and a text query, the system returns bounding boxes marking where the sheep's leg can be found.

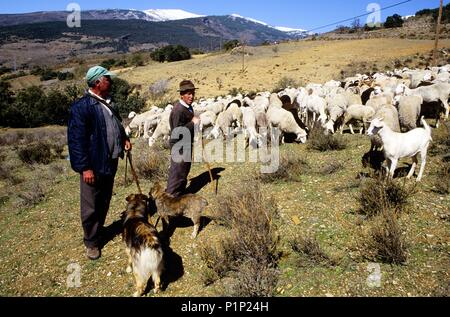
[441,98,449,120]
[407,156,418,179]
[349,124,355,135]
[417,151,428,182]
[340,123,345,135]
[389,158,398,179]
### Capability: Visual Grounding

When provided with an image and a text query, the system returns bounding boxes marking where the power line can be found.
[306,0,412,33]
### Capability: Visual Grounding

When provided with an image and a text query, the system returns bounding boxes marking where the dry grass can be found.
[259,152,309,183]
[359,177,416,217]
[307,126,347,152]
[201,181,280,297]
[433,160,450,195]
[132,140,170,182]
[366,209,408,265]
[120,39,450,99]
[289,235,337,267]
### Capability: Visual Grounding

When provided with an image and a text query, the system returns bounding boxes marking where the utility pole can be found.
[433,0,444,66]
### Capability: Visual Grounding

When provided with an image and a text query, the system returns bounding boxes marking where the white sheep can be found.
[269,93,283,108]
[241,107,262,148]
[393,95,423,132]
[148,111,171,147]
[266,106,307,144]
[396,83,450,119]
[370,105,401,151]
[199,111,217,132]
[341,105,375,135]
[367,117,432,182]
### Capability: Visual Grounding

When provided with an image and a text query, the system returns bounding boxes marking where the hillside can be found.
[119,38,450,99]
[321,13,450,41]
[0,16,292,68]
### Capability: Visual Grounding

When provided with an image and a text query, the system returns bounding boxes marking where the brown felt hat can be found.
[178,80,198,93]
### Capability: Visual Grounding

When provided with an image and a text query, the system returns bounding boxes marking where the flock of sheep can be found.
[125,64,450,181]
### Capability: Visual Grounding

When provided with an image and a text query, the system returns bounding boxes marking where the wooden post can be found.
[433,0,444,66]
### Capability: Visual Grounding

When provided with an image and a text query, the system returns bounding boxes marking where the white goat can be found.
[367,117,432,182]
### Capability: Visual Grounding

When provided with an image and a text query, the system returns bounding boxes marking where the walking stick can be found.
[126,151,143,195]
[124,151,128,187]
[201,137,216,195]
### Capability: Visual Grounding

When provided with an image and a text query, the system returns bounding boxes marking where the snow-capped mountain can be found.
[230,13,306,37]
[0,8,306,37]
[142,9,204,21]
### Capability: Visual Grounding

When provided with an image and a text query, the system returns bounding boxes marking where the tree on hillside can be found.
[223,40,240,51]
[416,3,450,23]
[384,14,404,28]
[150,45,191,63]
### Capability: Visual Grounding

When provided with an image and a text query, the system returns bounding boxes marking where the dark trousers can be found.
[166,157,192,198]
[80,173,115,248]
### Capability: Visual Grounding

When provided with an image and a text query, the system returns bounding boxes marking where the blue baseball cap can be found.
[86,66,116,84]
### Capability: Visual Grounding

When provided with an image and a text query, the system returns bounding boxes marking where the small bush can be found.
[133,143,169,181]
[18,142,54,165]
[434,161,450,195]
[273,76,298,92]
[39,68,58,81]
[130,53,145,67]
[100,58,117,70]
[228,87,245,96]
[430,122,450,156]
[289,235,336,267]
[318,161,344,175]
[227,258,279,297]
[0,163,22,185]
[259,153,308,183]
[57,71,75,81]
[15,181,46,208]
[368,209,407,264]
[359,177,416,217]
[307,126,347,152]
[201,181,280,296]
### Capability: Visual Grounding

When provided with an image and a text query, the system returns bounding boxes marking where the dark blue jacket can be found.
[67,93,128,176]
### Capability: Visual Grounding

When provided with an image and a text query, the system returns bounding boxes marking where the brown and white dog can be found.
[122,194,164,297]
[149,183,208,239]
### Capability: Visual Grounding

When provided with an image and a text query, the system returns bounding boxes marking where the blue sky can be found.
[0,0,447,31]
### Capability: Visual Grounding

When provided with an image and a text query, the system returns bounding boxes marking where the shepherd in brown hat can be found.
[166,80,201,197]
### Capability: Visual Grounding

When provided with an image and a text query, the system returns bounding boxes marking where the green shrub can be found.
[359,177,416,217]
[111,78,146,117]
[39,68,58,81]
[57,71,75,81]
[100,58,117,70]
[307,126,347,152]
[384,14,404,29]
[223,40,240,51]
[273,76,299,92]
[18,142,54,165]
[368,209,407,264]
[150,45,191,63]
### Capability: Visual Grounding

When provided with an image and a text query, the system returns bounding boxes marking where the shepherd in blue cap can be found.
[67,66,132,260]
